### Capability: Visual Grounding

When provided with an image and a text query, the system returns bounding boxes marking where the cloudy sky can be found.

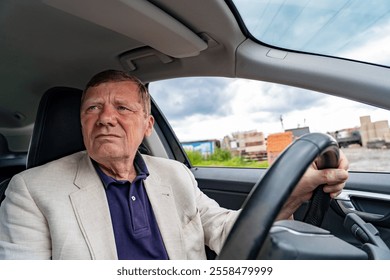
[150,78,390,142]
[150,0,390,142]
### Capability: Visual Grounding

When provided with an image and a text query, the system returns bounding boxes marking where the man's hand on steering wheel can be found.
[277,149,349,221]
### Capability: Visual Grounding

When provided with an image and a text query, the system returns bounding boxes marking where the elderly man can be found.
[0,70,348,259]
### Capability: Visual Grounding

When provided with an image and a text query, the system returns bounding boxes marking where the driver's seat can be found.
[27,86,86,169]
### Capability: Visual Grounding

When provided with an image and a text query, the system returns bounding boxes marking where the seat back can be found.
[0,178,11,205]
[27,87,85,169]
[0,134,10,156]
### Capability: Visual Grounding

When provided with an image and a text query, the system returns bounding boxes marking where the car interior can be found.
[2,0,390,259]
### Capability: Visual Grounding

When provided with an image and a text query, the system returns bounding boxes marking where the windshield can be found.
[231,0,390,67]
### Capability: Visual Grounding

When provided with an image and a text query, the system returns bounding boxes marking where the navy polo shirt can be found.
[94,153,169,260]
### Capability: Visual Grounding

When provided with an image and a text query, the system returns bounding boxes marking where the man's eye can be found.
[117,106,129,111]
[87,105,99,111]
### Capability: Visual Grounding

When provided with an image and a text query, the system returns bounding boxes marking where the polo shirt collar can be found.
[93,152,149,189]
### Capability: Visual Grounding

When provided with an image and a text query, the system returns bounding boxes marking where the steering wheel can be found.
[218,133,340,259]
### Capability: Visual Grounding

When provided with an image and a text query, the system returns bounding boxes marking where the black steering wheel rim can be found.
[218,133,340,260]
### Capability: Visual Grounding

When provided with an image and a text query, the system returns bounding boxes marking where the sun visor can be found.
[43,0,207,58]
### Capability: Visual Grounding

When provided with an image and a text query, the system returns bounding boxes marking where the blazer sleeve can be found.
[0,174,51,259]
[182,165,240,255]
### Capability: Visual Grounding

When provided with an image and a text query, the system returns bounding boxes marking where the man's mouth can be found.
[95,134,120,139]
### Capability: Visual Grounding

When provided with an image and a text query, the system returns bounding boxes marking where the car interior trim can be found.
[336,190,390,203]
[43,0,208,58]
[270,226,334,238]
[236,39,390,111]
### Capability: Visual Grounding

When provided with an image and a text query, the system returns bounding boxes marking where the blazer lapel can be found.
[70,153,117,259]
[143,162,186,259]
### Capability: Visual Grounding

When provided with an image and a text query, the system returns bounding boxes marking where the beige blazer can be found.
[0,151,239,260]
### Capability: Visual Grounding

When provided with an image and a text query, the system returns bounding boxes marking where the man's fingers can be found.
[317,168,348,199]
[329,190,342,198]
[338,149,350,171]
[323,184,344,196]
[321,168,349,185]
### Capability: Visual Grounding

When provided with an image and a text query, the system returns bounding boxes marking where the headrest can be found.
[27,87,85,169]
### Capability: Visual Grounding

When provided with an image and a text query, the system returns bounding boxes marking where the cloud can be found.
[150,76,390,141]
[149,77,233,120]
[339,19,390,65]
[151,78,324,121]
[150,78,360,141]
[226,79,323,115]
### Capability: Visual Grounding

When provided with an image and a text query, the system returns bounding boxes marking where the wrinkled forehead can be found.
[82,81,141,103]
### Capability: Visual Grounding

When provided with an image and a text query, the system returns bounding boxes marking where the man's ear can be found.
[144,115,155,137]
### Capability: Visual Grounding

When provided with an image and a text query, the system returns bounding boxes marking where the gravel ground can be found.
[341,146,390,172]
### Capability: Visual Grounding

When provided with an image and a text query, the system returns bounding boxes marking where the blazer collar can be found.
[70,152,117,259]
[142,155,186,260]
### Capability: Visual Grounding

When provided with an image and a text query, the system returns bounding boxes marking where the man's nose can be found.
[97,106,117,126]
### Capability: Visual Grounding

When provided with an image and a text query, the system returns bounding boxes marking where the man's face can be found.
[80,81,154,164]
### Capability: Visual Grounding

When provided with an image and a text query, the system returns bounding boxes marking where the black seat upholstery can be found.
[0,134,10,156]
[0,134,27,203]
[27,87,85,169]
[0,133,26,182]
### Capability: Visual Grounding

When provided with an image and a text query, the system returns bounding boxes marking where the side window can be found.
[149,77,390,172]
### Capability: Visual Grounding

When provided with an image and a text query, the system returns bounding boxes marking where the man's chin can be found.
[89,149,132,162]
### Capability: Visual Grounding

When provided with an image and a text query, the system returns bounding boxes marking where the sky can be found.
[150,78,390,142]
[150,0,390,142]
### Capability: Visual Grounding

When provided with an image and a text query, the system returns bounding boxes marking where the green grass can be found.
[185,149,269,168]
